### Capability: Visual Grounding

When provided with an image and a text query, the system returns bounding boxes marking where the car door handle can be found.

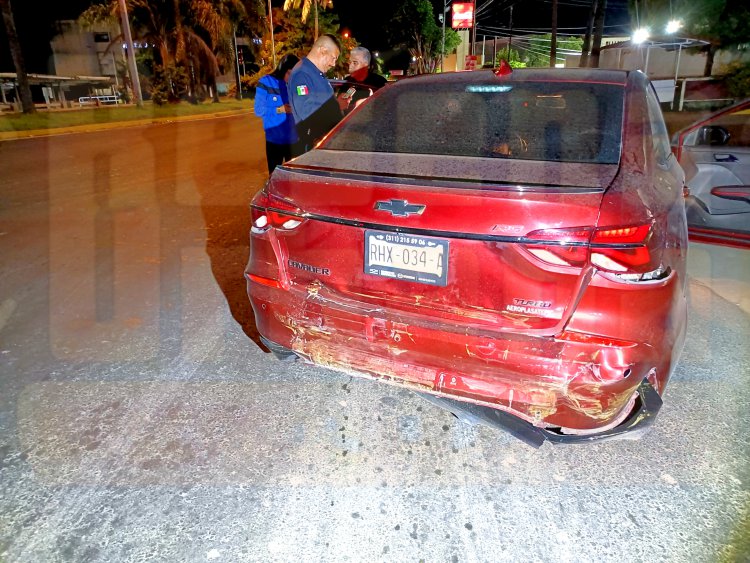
[710,186,750,203]
[714,153,738,162]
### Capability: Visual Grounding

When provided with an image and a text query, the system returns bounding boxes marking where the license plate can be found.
[364,230,449,286]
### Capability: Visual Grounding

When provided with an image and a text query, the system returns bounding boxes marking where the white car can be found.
[672,98,750,247]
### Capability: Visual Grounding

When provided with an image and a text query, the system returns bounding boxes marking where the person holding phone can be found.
[339,47,387,114]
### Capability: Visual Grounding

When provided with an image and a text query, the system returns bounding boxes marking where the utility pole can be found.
[507,6,513,53]
[441,0,447,72]
[550,0,558,67]
[268,0,276,68]
[117,0,143,108]
[314,0,319,41]
[0,0,34,113]
[590,0,607,68]
[580,0,597,67]
[471,1,477,60]
[233,28,242,100]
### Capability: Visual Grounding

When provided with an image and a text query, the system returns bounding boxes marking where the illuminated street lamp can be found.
[632,28,650,44]
[665,19,682,34]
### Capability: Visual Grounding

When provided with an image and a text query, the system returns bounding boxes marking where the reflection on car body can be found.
[246,68,689,446]
[672,98,750,248]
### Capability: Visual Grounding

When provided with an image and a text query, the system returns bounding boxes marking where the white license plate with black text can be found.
[364,230,449,286]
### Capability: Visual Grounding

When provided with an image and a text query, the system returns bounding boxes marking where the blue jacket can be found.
[254,74,298,145]
[287,57,341,145]
[288,57,335,124]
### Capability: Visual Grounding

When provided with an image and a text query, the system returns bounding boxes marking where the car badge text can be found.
[288,259,330,276]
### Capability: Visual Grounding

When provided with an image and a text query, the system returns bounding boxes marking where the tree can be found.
[249,6,341,84]
[79,0,246,103]
[0,0,34,113]
[723,61,750,98]
[523,34,583,67]
[495,47,526,69]
[283,0,332,41]
[389,0,460,74]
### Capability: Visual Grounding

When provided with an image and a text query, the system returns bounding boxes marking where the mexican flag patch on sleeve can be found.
[296,85,309,96]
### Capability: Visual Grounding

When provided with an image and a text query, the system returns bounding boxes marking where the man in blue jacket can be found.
[288,34,343,153]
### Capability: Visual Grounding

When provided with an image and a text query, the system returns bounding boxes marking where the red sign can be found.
[452,2,474,29]
[464,55,478,70]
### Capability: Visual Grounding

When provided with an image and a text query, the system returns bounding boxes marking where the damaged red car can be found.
[245,68,688,446]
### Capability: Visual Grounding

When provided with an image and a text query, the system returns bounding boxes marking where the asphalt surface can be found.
[0,115,748,562]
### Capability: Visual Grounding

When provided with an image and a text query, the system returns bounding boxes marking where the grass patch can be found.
[0,98,253,132]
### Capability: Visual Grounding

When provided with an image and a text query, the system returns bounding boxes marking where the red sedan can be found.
[245,68,688,446]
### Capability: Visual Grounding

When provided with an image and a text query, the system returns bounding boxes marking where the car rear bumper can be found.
[414,378,662,447]
[248,278,665,435]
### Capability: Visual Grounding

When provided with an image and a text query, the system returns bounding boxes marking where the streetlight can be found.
[632,28,650,44]
[665,19,682,34]
[632,27,651,74]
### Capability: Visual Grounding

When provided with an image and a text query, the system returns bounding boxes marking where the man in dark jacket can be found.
[345,47,387,90]
[287,34,343,153]
[338,47,387,115]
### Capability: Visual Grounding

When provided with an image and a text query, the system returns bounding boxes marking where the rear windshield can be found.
[324,78,625,164]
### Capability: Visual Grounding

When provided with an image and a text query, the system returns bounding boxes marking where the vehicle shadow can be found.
[191,117,267,344]
[200,191,261,343]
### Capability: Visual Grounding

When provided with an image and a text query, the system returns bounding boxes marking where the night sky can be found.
[1,0,632,74]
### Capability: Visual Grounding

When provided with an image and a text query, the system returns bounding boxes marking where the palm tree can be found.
[0,0,35,113]
[80,0,245,101]
[283,0,332,40]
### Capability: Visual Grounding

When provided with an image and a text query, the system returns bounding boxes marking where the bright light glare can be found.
[632,28,650,44]
[665,19,682,33]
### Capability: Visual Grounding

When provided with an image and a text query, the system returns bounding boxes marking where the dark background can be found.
[1,0,631,73]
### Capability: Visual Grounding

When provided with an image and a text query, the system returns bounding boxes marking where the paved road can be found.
[0,116,748,562]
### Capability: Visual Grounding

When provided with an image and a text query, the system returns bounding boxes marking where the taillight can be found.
[524,223,658,276]
[590,224,653,272]
[250,190,306,233]
[523,227,591,268]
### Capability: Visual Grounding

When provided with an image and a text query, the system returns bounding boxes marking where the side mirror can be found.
[696,125,730,146]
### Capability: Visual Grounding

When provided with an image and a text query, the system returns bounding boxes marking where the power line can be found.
[477,24,595,37]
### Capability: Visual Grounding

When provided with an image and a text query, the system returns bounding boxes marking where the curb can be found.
[0,108,253,141]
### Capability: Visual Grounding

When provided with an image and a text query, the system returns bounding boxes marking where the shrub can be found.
[723,61,750,99]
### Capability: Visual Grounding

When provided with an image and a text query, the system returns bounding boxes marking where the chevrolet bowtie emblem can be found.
[374,199,426,217]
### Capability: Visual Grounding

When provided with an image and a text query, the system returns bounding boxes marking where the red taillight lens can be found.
[523,227,592,267]
[523,223,655,274]
[591,223,653,272]
[250,190,306,233]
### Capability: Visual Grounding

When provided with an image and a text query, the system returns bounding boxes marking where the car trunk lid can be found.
[256,155,618,335]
